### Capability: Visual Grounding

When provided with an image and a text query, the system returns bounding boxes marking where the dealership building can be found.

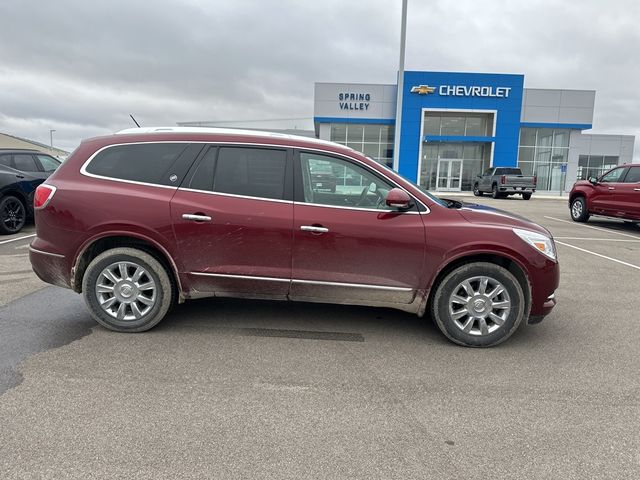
[314,71,635,193]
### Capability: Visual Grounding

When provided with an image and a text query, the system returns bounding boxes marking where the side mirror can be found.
[588,177,598,185]
[385,188,413,210]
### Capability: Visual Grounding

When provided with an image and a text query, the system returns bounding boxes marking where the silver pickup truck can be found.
[473,167,536,200]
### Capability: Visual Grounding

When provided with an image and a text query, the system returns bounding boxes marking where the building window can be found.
[329,124,394,167]
[518,128,570,191]
[576,155,619,181]
[424,112,492,137]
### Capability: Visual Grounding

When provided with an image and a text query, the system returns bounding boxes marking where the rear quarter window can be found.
[85,143,189,185]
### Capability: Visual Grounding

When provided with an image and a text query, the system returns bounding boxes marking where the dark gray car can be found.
[0,149,61,234]
[473,167,536,200]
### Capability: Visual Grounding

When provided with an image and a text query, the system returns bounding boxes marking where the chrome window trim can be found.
[78,141,430,213]
[29,246,65,258]
[178,187,294,205]
[292,201,421,215]
[189,271,412,292]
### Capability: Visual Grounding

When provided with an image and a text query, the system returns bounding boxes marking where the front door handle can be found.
[182,213,212,222]
[608,187,615,190]
[300,225,329,234]
[634,188,640,191]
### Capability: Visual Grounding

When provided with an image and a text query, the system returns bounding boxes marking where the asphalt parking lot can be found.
[0,199,639,479]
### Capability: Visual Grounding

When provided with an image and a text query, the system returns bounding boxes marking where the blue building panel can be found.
[398,71,525,181]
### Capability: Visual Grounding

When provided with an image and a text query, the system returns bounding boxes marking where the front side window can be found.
[299,152,393,210]
[213,147,287,200]
[600,167,626,183]
[13,154,39,172]
[0,155,11,167]
[37,155,61,172]
[623,167,640,183]
[86,143,188,185]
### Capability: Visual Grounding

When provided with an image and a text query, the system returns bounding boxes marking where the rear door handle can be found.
[634,188,640,191]
[300,225,329,234]
[182,213,212,222]
[608,187,615,190]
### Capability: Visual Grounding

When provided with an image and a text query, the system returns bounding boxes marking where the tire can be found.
[522,193,532,200]
[82,247,175,332]
[431,262,526,347]
[473,183,483,196]
[491,184,501,199]
[570,196,589,222]
[0,195,26,235]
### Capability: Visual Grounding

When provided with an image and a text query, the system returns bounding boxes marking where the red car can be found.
[30,128,559,347]
[569,164,640,224]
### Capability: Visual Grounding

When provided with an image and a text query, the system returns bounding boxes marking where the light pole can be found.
[49,129,56,150]
[392,0,408,172]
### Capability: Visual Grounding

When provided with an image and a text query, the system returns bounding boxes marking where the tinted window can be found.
[214,147,286,200]
[13,154,39,172]
[37,154,61,172]
[0,155,11,167]
[623,167,640,183]
[495,168,522,175]
[86,143,188,184]
[600,167,626,183]
[188,148,216,191]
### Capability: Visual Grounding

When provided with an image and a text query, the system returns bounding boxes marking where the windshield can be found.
[372,159,449,207]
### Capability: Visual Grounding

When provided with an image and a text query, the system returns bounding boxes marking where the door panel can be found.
[619,167,640,218]
[291,205,426,303]
[291,150,426,305]
[170,145,293,297]
[171,190,293,296]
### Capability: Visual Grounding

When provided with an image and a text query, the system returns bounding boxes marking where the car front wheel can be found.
[431,262,526,347]
[82,247,174,332]
[473,183,483,196]
[570,197,589,222]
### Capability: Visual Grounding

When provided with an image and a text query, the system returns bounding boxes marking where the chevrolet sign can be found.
[411,84,511,98]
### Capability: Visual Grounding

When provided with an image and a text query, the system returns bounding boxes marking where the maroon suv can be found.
[569,164,640,224]
[30,128,559,347]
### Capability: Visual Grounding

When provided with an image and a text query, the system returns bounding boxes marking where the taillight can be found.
[533,175,537,186]
[34,184,57,209]
[500,175,506,184]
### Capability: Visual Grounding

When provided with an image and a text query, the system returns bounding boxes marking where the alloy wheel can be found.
[95,261,157,321]
[448,276,511,336]
[1,198,25,233]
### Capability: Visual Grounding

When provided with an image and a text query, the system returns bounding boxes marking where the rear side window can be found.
[623,167,640,183]
[213,147,287,200]
[0,155,10,167]
[86,143,188,185]
[14,154,40,172]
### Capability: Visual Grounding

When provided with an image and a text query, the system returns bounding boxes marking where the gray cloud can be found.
[0,0,638,157]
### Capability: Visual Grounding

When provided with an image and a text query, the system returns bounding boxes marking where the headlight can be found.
[513,228,557,261]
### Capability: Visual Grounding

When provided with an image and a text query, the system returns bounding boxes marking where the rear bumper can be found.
[29,243,72,289]
[499,187,536,194]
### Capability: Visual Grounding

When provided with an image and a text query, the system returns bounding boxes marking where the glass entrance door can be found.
[436,159,463,191]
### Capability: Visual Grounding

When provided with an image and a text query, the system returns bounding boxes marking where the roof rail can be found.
[115,126,338,147]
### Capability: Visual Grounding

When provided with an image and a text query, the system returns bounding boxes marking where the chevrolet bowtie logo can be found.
[410,85,436,95]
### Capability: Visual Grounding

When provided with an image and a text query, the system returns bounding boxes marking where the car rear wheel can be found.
[431,262,526,347]
[0,195,26,235]
[491,185,501,199]
[522,193,532,200]
[570,197,589,222]
[82,247,174,332]
[473,183,483,196]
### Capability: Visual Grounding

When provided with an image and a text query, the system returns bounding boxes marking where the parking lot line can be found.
[555,240,640,271]
[0,234,35,245]
[554,237,640,242]
[544,216,640,239]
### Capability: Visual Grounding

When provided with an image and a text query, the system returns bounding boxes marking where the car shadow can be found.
[154,297,447,345]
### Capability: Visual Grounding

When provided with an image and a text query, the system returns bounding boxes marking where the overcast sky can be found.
[1,0,639,157]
